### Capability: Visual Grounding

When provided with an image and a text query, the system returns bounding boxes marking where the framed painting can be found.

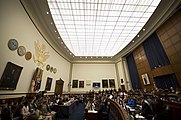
[45,77,52,91]
[79,81,84,88]
[72,80,78,88]
[109,79,115,88]
[102,79,108,88]
[0,62,23,90]
[86,80,91,86]
[142,73,150,85]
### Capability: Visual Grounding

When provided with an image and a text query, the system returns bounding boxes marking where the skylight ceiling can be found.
[47,0,161,57]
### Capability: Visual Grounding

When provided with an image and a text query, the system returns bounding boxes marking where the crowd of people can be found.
[0,92,83,120]
[0,87,181,120]
[84,87,181,120]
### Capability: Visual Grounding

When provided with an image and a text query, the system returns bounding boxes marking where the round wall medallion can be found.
[53,68,57,74]
[17,46,26,56]
[25,51,32,60]
[50,67,53,72]
[46,64,50,71]
[8,39,18,51]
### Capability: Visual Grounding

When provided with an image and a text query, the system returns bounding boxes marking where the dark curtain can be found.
[126,53,141,90]
[154,74,180,89]
[143,33,170,69]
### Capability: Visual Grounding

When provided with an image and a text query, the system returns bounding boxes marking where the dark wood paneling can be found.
[130,10,181,90]
[151,65,174,77]
[133,45,153,90]
[156,11,181,85]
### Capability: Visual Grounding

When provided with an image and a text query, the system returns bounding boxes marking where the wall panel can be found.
[157,11,181,85]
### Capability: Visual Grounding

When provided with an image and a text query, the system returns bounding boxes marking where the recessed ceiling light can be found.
[58,36,60,39]
[50,22,53,24]
[143,28,146,31]
[46,11,49,14]
[61,42,63,44]
[132,41,135,43]
[64,46,66,48]
[137,35,140,37]
[55,30,57,32]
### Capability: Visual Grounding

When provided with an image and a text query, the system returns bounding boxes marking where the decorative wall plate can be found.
[17,46,26,56]
[50,67,53,72]
[46,64,50,71]
[25,51,32,60]
[53,68,57,74]
[8,39,18,51]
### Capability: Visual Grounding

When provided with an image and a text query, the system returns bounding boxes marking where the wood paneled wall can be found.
[156,11,181,85]
[131,10,181,90]
[133,45,153,89]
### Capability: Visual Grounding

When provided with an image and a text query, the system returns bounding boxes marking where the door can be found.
[55,79,64,95]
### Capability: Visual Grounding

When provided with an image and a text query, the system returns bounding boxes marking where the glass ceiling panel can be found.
[47,0,161,57]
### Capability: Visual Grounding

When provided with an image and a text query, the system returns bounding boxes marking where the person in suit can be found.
[141,95,154,120]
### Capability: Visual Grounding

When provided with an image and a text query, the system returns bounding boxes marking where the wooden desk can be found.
[108,99,129,120]
[84,101,99,120]
[84,109,99,120]
[58,100,78,118]
[163,101,181,120]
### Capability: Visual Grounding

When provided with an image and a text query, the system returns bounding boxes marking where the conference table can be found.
[57,99,78,118]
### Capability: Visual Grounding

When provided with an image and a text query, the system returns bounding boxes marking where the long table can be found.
[57,100,78,118]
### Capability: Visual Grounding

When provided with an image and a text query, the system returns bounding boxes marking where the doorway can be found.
[55,79,64,95]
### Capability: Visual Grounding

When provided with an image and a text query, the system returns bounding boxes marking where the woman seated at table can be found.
[38,100,55,120]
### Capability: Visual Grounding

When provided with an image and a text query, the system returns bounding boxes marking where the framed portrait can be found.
[109,79,115,88]
[142,73,150,85]
[72,80,78,88]
[102,79,108,88]
[86,80,91,86]
[79,81,84,88]
[0,62,23,90]
[45,77,52,91]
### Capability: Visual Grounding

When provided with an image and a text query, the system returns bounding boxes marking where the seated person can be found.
[28,99,39,120]
[153,98,172,120]
[127,98,136,108]
[38,100,54,120]
[36,91,47,100]
[0,101,11,120]
[21,101,31,119]
[141,98,154,120]
[176,91,181,102]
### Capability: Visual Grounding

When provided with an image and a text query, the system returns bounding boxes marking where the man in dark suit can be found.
[141,95,154,120]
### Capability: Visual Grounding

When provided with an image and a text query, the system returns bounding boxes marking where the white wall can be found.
[122,59,132,90]
[0,0,70,98]
[71,64,117,93]
[116,59,130,90]
[115,59,133,91]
